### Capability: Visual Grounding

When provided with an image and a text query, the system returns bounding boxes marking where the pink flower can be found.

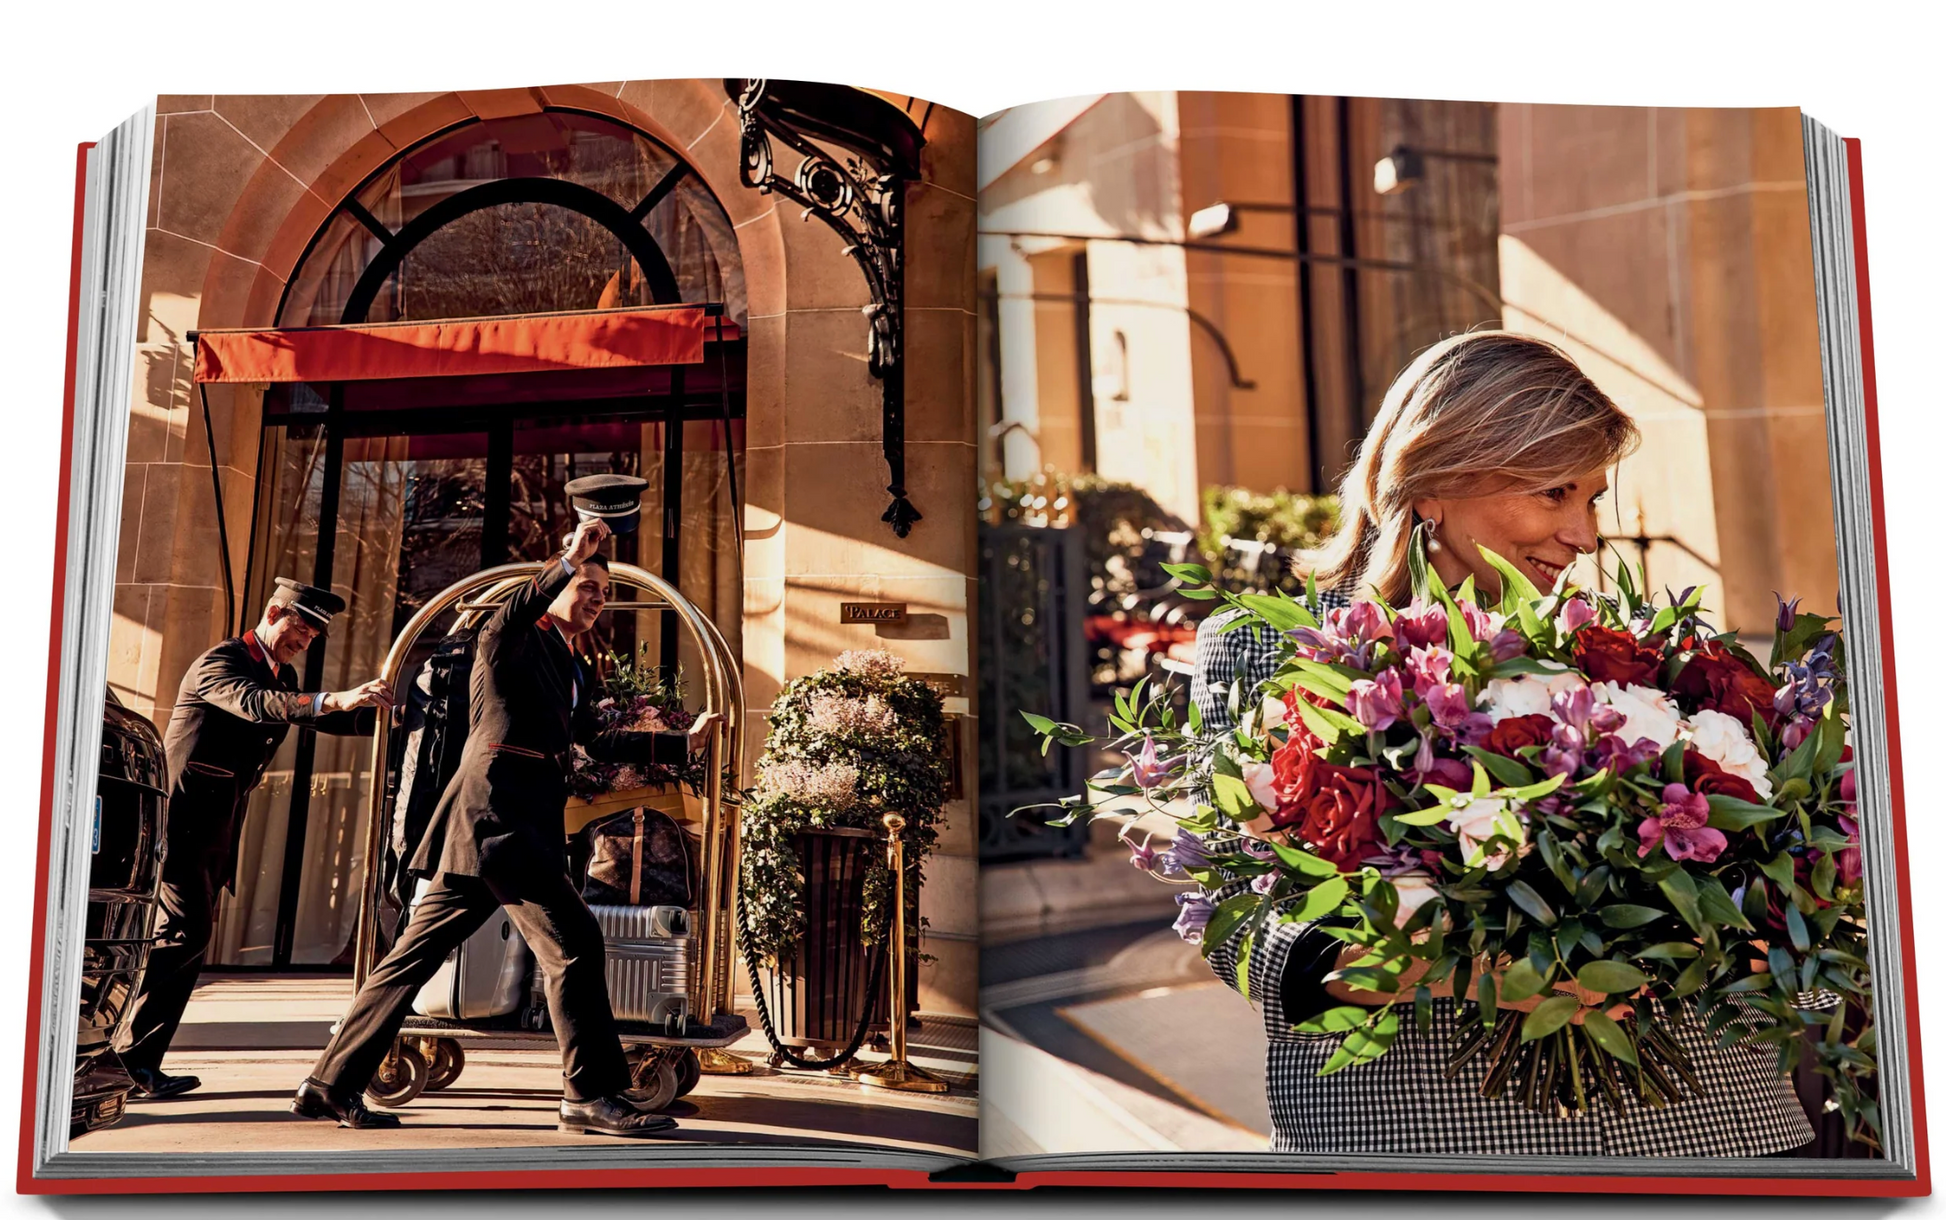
[1424,683,1491,743]
[1489,629,1528,662]
[1346,669,1405,731]
[1250,873,1277,895]
[1456,601,1498,641]
[1558,596,1597,636]
[1128,737,1182,790]
[1637,783,1729,863]
[1412,734,1472,789]
[1395,598,1449,649]
[1405,646,1455,698]
[1833,815,1863,887]
[1123,831,1161,874]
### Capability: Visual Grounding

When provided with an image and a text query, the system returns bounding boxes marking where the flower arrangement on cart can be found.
[1020,541,1878,1144]
[566,642,714,801]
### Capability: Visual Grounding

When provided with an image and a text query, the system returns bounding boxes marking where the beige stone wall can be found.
[114,81,978,1016]
[1499,104,1838,629]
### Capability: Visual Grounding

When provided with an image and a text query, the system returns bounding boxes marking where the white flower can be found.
[1593,682,1686,752]
[1447,794,1525,869]
[1686,708,1775,802]
[1240,760,1281,812]
[1478,662,1584,723]
[1259,695,1288,732]
[1389,870,1443,927]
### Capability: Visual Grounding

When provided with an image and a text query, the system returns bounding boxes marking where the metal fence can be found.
[977,524,1091,862]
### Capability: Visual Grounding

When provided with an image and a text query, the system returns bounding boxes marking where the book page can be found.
[30,77,982,1185]
[973,91,1906,1179]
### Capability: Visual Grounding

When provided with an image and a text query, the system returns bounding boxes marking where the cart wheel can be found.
[674,1048,701,1098]
[366,1042,429,1108]
[424,1039,465,1091]
[628,1054,681,1112]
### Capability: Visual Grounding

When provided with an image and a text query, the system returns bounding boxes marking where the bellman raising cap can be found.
[116,580,394,1101]
[297,507,718,1136]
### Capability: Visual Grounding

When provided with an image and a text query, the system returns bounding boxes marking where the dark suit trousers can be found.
[114,857,220,1075]
[310,870,629,1102]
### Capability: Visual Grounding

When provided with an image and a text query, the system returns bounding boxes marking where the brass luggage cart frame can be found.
[350,561,751,1110]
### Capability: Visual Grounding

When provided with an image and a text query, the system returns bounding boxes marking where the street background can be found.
[6,1,1944,1215]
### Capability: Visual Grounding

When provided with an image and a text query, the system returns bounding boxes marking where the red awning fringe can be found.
[193,306,713,384]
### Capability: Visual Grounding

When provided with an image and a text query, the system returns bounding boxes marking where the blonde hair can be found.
[1306,331,1640,603]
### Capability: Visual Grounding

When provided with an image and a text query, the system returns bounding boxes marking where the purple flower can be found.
[1346,668,1406,731]
[1395,598,1449,649]
[1592,734,1661,773]
[1128,736,1182,790]
[1778,716,1813,751]
[1551,686,1623,738]
[1839,767,1857,806]
[1412,734,1473,789]
[1123,831,1161,874]
[1405,646,1455,698]
[1173,891,1215,943]
[1250,873,1277,895]
[1424,682,1492,743]
[1167,828,1212,870]
[1541,723,1586,779]
[1456,601,1498,641]
[1239,836,1277,860]
[1775,593,1802,634]
[1489,629,1528,662]
[1638,783,1729,863]
[1558,596,1597,636]
[1292,602,1393,665]
[1833,815,1863,886]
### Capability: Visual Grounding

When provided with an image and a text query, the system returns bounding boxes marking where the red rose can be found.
[1672,643,1778,730]
[1482,713,1555,758]
[1572,624,1664,687]
[1268,745,1390,868]
[1682,748,1762,804]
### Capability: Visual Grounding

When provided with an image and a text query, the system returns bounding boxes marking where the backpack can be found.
[579,805,695,909]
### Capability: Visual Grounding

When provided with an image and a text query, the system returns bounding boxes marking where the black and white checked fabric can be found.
[1189,604,1814,1156]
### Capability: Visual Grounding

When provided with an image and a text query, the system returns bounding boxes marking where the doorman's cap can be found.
[269,578,345,632]
[565,473,651,535]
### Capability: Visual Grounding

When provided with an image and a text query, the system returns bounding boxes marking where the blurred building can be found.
[977,93,1837,630]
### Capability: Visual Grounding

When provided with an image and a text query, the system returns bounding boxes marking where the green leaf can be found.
[1293,696,1346,747]
[1476,545,1544,609]
[1319,1009,1400,1075]
[1521,995,1579,1042]
[1393,802,1456,827]
[1705,794,1789,831]
[1291,659,1355,698]
[1580,1009,1639,1066]
[1506,880,1559,927]
[1658,868,1705,934]
[1237,592,1313,633]
[1638,941,1701,961]
[1201,894,1258,953]
[1020,711,1058,736]
[1576,960,1648,995]
[1292,1005,1374,1035]
[1499,959,1547,1004]
[1464,746,1536,788]
[1269,841,1342,878]
[1596,904,1667,929]
[1289,875,1352,923]
[1508,771,1569,803]
[1161,561,1213,586]
[1235,932,1252,1001]
[1784,900,1811,953]
[1471,761,1491,797]
[1696,875,1754,932]
[1210,772,1257,818]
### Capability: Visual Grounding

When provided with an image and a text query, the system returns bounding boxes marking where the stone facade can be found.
[112,81,978,1016]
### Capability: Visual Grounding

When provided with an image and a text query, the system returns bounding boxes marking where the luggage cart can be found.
[349,561,752,1113]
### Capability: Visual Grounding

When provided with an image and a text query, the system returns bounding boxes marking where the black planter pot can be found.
[760,827,920,1053]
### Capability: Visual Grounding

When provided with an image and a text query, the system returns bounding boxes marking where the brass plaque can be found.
[840,601,909,625]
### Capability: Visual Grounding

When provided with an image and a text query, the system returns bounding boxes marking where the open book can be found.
[21,78,1925,1196]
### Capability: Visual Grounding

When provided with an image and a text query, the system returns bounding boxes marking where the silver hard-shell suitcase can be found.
[590,904,691,1029]
[410,878,532,1020]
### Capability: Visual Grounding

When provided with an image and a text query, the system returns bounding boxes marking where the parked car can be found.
[71,687,169,1138]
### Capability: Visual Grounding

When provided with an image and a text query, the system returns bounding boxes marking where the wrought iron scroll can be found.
[730,79,924,537]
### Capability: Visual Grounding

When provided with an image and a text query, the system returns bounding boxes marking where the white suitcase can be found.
[590,904,692,1029]
[410,878,533,1020]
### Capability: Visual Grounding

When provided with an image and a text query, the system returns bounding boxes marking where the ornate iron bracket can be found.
[729,79,926,537]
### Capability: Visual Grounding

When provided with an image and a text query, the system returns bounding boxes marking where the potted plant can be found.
[739,650,949,1059]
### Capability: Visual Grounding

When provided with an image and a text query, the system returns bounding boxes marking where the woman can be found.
[1190,331,1813,1156]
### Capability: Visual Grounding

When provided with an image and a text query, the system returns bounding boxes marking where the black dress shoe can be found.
[559,1095,678,1137]
[290,1077,402,1129]
[127,1067,200,1100]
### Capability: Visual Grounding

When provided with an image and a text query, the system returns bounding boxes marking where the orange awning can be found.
[193,306,714,385]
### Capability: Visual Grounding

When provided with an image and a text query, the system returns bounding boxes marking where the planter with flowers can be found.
[738,650,950,1063]
[564,645,714,837]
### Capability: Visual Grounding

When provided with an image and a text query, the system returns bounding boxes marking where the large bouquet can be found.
[1022,543,1876,1143]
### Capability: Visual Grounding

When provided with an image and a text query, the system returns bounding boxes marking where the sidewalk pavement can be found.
[76,975,978,1158]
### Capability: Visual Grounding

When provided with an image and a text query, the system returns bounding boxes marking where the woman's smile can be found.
[1526,555,1567,585]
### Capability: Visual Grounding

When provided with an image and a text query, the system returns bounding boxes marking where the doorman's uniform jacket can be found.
[162,630,375,892]
[409,558,688,888]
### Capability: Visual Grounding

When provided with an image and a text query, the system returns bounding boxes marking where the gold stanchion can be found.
[858,813,948,1094]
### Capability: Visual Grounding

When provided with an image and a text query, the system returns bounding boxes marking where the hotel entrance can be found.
[194,104,749,969]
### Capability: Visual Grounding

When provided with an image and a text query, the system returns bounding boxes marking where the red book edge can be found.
[17,139,1927,1199]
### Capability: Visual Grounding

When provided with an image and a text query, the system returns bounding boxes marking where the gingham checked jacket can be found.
[1189,601,1813,1156]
